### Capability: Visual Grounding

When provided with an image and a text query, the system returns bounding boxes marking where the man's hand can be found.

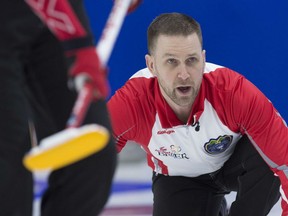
[69,47,110,100]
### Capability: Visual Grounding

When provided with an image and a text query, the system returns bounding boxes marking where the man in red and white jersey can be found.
[108,13,288,216]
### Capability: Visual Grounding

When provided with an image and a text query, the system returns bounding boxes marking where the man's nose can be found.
[177,66,190,80]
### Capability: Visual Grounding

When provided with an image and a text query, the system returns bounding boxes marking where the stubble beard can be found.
[159,81,198,108]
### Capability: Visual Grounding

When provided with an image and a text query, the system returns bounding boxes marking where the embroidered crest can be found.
[204,135,233,154]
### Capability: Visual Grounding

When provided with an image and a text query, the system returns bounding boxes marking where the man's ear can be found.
[202,50,206,64]
[145,54,156,75]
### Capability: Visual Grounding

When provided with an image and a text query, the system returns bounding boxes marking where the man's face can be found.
[146,33,206,110]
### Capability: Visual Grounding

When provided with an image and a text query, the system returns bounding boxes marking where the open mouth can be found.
[177,86,191,94]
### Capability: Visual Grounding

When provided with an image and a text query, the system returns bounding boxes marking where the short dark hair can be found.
[147,13,203,54]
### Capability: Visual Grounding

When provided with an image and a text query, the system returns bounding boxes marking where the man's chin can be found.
[175,98,193,108]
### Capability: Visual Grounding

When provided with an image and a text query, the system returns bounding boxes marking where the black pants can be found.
[152,135,280,216]
[0,1,116,215]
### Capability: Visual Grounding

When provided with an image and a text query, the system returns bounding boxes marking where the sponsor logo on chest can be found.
[155,145,189,159]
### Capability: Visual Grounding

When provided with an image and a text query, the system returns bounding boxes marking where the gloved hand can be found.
[68,47,110,100]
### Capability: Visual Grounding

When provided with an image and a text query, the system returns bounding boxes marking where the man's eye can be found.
[167,59,177,64]
[186,57,198,65]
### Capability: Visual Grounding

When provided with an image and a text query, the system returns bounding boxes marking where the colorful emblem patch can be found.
[204,135,233,154]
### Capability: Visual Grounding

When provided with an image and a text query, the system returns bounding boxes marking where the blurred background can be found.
[85,0,288,121]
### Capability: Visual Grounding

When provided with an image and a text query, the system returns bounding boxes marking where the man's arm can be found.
[231,76,288,215]
[107,86,137,152]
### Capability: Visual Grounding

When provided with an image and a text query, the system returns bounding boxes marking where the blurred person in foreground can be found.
[0,0,120,215]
